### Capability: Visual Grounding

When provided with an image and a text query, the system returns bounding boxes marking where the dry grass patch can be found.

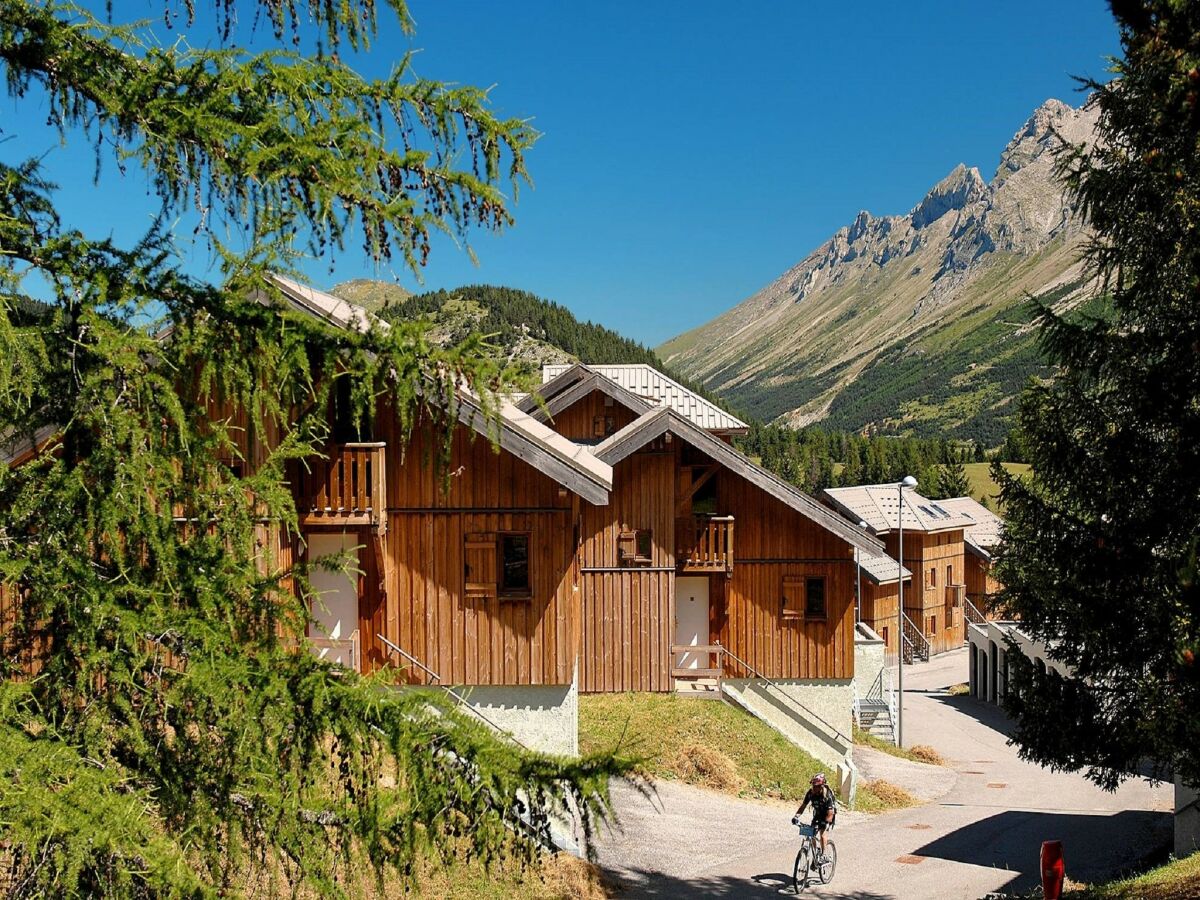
[946,682,970,696]
[672,742,745,793]
[1061,851,1200,900]
[853,726,947,767]
[908,745,946,766]
[858,779,920,812]
[410,853,610,900]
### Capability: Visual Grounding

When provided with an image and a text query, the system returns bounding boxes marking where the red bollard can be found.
[1041,840,1065,900]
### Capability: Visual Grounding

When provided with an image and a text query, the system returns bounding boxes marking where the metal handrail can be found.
[901,610,930,663]
[376,634,530,751]
[964,596,987,627]
[716,641,852,747]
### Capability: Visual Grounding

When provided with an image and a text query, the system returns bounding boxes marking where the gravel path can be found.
[592,649,1174,898]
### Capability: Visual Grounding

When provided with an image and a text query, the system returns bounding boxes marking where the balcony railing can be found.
[945,583,966,607]
[295,442,386,531]
[677,515,734,574]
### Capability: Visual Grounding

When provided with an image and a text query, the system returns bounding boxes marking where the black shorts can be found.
[812,814,833,833]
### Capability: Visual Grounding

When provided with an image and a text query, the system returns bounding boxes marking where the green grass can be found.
[853,726,946,766]
[1062,852,1200,899]
[579,693,915,813]
[580,692,825,802]
[963,461,1031,504]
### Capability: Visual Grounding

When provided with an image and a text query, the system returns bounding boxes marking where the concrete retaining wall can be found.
[721,678,855,800]
[854,624,886,702]
[1177,777,1199,859]
[451,678,579,758]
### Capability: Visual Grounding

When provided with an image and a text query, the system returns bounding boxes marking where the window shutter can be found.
[464,532,497,599]
[781,576,804,618]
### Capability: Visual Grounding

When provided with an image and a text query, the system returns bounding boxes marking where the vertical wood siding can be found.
[366,415,577,686]
[543,389,640,443]
[886,530,967,655]
[578,448,675,692]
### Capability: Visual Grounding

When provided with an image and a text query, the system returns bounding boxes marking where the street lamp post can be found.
[897,475,917,748]
[854,519,868,624]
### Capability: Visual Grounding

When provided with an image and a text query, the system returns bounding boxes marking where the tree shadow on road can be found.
[600,865,897,898]
[910,808,1172,894]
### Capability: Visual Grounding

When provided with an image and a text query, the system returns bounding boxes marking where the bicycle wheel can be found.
[818,841,838,885]
[792,844,810,893]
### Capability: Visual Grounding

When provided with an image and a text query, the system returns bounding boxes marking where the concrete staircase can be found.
[856,700,895,743]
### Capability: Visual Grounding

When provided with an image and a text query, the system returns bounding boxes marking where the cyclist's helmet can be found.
[810,773,826,787]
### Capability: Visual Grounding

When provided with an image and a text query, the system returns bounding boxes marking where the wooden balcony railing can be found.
[295,442,386,531]
[671,643,725,679]
[677,515,734,574]
[945,583,966,608]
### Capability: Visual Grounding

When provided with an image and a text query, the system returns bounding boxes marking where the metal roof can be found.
[542,363,748,434]
[821,484,977,535]
[857,551,911,585]
[936,496,1005,560]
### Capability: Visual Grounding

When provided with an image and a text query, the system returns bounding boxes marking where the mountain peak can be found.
[911,164,988,229]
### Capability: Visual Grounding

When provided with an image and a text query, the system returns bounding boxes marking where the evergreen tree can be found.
[995,0,1200,789]
[933,461,971,500]
[0,1,625,895]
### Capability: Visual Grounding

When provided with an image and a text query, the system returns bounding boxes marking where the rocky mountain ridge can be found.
[659,98,1101,442]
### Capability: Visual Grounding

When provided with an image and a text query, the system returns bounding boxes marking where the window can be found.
[782,576,827,619]
[618,529,653,566]
[592,415,616,437]
[331,377,372,443]
[946,564,953,587]
[499,533,531,596]
[805,578,826,618]
[929,566,937,588]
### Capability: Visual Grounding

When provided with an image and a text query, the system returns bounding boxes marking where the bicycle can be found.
[792,820,837,892]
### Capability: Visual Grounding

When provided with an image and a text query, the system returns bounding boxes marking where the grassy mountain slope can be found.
[659,99,1099,444]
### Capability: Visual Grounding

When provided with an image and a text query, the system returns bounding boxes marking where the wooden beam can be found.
[676,464,719,514]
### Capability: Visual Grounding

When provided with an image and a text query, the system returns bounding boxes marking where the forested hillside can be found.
[375,284,664,368]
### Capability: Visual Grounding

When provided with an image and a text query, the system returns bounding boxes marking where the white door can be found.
[675,576,710,670]
[307,533,360,669]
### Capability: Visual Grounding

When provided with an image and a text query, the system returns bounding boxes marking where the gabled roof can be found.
[517,363,653,422]
[858,551,911,586]
[821,484,976,535]
[266,273,382,334]
[594,407,883,554]
[542,363,748,434]
[937,496,1005,560]
[453,389,612,506]
[268,278,615,506]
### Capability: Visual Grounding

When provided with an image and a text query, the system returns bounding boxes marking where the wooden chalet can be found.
[937,496,1005,617]
[520,364,882,695]
[2,279,890,761]
[822,485,976,658]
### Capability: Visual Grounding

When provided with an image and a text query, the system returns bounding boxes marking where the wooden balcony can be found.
[945,583,966,607]
[677,515,734,574]
[295,442,386,531]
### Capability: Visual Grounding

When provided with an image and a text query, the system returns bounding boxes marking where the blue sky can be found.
[4,1,1119,346]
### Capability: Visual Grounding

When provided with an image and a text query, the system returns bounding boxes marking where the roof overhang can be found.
[454,390,611,506]
[595,407,883,554]
[517,364,653,423]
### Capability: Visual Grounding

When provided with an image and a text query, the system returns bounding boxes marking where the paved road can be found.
[593,649,1173,898]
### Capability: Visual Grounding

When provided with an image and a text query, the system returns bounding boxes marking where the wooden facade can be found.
[964,550,1002,614]
[859,580,901,664]
[883,529,966,656]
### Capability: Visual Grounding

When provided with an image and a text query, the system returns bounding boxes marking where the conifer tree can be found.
[0,1,626,895]
[933,461,970,500]
[995,0,1200,789]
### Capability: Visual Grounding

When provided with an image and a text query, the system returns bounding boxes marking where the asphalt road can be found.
[593,649,1174,898]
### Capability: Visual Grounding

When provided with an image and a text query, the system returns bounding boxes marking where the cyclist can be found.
[792,773,836,865]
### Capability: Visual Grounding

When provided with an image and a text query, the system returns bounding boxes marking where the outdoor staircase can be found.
[856,701,895,742]
[853,665,897,745]
[901,611,931,665]
[672,644,724,699]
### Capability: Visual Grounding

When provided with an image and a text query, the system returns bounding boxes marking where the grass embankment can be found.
[1061,852,1200,900]
[579,693,914,812]
[853,726,946,766]
[963,461,1031,505]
